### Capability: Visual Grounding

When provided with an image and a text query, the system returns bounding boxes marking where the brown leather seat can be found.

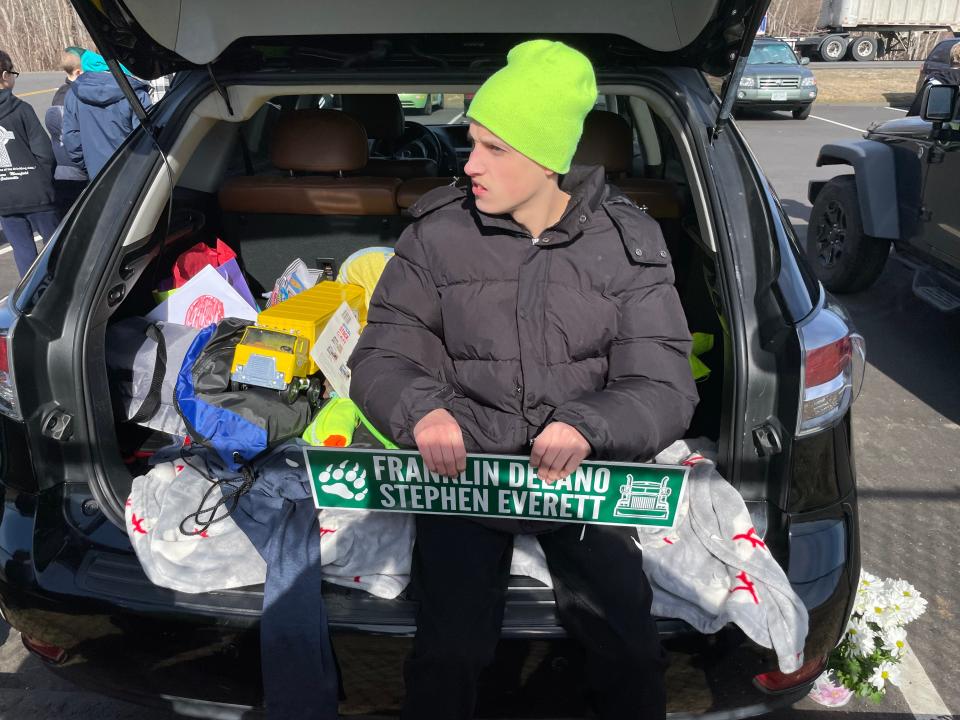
[573,109,682,220]
[340,94,440,179]
[219,109,400,216]
[396,177,458,210]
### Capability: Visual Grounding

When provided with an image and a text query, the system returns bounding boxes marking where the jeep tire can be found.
[807,175,890,293]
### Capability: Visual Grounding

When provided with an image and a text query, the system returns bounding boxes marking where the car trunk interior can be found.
[89,81,733,623]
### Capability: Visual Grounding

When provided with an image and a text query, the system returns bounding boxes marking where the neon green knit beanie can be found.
[466,40,597,174]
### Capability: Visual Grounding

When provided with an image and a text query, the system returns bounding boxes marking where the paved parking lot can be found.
[1,77,956,719]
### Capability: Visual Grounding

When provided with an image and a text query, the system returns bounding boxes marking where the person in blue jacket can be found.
[45,47,88,215]
[0,49,58,277]
[62,51,151,179]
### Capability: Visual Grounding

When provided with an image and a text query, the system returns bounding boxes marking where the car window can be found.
[928,41,952,64]
[747,43,798,65]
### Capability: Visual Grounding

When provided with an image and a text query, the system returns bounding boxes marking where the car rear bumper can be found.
[0,469,857,717]
[735,88,818,108]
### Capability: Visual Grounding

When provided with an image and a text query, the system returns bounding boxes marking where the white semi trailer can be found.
[793,0,960,61]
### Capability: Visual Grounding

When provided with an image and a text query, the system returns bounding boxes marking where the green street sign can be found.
[304,448,688,528]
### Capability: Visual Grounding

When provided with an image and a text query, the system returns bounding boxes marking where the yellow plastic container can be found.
[255,281,366,375]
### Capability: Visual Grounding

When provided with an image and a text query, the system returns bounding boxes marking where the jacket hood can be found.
[412,165,610,245]
[80,50,134,75]
[72,70,146,107]
[411,165,607,224]
[0,88,18,122]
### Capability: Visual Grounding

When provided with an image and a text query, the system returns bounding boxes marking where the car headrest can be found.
[340,94,405,142]
[572,109,632,175]
[271,109,368,172]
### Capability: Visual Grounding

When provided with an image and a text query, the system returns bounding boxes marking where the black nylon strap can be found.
[130,324,167,423]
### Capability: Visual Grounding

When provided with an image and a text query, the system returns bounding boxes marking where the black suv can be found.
[915,38,960,99]
[807,84,960,311]
[0,0,863,717]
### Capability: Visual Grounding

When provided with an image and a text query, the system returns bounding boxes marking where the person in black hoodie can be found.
[45,47,89,215]
[0,50,59,277]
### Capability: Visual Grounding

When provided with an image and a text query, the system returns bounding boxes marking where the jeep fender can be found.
[807,141,899,240]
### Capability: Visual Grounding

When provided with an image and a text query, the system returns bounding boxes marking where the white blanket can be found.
[127,439,808,671]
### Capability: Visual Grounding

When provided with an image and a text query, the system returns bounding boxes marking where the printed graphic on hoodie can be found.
[0,125,13,168]
[0,124,39,181]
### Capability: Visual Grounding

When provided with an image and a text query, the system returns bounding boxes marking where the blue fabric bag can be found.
[175,318,312,470]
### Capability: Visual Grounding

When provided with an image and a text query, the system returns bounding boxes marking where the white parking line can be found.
[810,114,866,133]
[885,107,910,113]
[899,639,953,719]
[448,112,464,125]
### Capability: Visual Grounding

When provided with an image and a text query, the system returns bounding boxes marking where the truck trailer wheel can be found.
[850,36,877,61]
[819,35,848,62]
[807,176,890,293]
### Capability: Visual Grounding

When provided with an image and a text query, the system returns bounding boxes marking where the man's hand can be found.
[530,422,591,483]
[413,408,467,478]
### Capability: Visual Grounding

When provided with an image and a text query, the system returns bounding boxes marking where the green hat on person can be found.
[466,39,597,175]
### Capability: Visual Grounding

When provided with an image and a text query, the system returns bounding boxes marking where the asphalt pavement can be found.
[0,76,957,720]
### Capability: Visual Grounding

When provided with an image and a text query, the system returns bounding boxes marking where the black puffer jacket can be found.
[349,165,698,461]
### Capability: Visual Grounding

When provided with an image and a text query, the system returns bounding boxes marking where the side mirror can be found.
[921,84,959,122]
[800,57,811,66]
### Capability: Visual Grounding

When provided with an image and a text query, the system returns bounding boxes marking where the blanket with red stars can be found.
[510,438,809,674]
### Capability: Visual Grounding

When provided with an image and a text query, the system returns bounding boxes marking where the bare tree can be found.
[0,0,93,72]
[766,0,822,38]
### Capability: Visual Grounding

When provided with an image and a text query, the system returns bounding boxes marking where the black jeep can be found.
[807,85,960,311]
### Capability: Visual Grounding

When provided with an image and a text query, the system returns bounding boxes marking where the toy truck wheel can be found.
[281,383,301,405]
[307,378,324,407]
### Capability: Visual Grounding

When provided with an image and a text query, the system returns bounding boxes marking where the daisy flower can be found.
[888,579,928,623]
[869,661,901,691]
[845,617,877,657]
[882,626,908,657]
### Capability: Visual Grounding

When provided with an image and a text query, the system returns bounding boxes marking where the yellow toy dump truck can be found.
[231,281,365,402]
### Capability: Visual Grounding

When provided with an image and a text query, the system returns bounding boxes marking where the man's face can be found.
[0,69,15,91]
[464,122,553,216]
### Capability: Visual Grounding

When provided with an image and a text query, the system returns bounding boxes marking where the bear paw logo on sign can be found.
[317,461,368,505]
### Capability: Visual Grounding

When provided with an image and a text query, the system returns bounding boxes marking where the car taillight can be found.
[754,655,827,693]
[797,305,865,436]
[21,634,67,664]
[0,329,21,421]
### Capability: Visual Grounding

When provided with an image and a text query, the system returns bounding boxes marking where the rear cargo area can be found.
[94,87,727,611]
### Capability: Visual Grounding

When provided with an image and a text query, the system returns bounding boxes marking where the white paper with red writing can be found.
[147,264,258,329]
[310,301,361,399]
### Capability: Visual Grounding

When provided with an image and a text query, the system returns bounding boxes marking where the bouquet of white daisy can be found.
[812,570,927,705]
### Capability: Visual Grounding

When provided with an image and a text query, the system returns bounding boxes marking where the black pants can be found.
[0,210,60,277]
[401,515,666,720]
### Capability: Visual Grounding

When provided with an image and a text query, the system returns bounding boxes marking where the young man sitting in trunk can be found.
[349,39,698,720]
